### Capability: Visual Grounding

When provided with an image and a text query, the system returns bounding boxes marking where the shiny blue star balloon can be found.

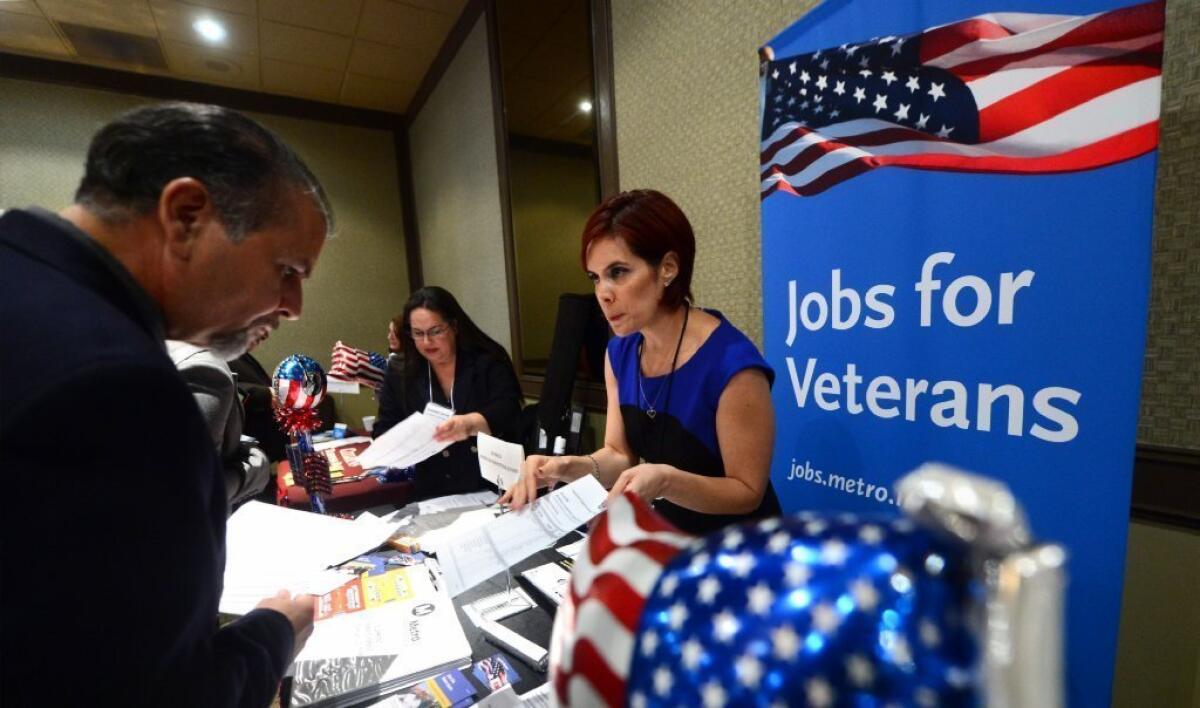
[628,514,977,707]
[550,465,1065,707]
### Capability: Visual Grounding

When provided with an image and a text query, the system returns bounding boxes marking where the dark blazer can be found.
[0,209,293,707]
[375,346,522,499]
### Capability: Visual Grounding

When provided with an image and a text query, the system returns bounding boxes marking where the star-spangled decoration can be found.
[851,578,880,611]
[807,677,835,708]
[736,653,763,688]
[622,508,979,707]
[785,560,812,587]
[641,630,659,657]
[846,653,875,688]
[668,602,688,630]
[767,531,791,554]
[727,551,756,578]
[747,583,774,615]
[653,666,673,696]
[859,524,884,544]
[659,573,680,597]
[682,637,705,670]
[713,610,740,643]
[701,680,726,708]
[760,29,983,160]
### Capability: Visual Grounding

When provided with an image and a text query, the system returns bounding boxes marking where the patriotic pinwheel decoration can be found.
[272,354,332,513]
[551,464,1065,707]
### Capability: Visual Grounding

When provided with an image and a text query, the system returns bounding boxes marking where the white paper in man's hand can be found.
[357,412,451,469]
[476,432,524,490]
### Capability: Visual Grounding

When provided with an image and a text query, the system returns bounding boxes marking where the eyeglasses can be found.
[409,324,450,342]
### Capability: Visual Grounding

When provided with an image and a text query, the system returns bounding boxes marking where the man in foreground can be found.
[0,103,332,706]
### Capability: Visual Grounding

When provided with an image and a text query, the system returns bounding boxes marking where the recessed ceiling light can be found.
[579,99,593,113]
[193,18,227,43]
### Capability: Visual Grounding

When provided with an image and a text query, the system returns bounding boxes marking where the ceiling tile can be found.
[162,39,259,89]
[347,39,430,84]
[259,0,362,37]
[0,10,70,56]
[150,0,258,53]
[356,0,452,55]
[185,0,257,16]
[260,20,351,71]
[36,0,157,37]
[397,0,466,16]
[0,2,43,17]
[261,57,343,102]
[341,72,415,113]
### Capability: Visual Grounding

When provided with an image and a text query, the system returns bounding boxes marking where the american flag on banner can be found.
[760,0,1163,198]
[328,341,387,390]
[549,493,694,706]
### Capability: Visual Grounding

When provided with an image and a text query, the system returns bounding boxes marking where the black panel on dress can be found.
[621,404,781,536]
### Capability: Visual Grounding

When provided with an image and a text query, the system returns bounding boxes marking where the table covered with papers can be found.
[223,485,595,707]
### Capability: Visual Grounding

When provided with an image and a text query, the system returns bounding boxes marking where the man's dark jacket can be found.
[0,209,293,707]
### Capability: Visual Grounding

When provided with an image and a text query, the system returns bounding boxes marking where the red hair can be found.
[580,189,695,309]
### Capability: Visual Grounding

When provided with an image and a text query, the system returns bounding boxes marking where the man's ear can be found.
[157,177,216,260]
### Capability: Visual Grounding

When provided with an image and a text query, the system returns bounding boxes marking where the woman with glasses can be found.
[374,286,522,499]
[500,189,780,535]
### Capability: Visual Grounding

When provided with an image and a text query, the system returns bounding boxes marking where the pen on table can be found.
[427,566,440,591]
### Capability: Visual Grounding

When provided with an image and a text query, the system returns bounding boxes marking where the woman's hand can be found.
[499,455,581,509]
[433,413,486,442]
[606,463,675,505]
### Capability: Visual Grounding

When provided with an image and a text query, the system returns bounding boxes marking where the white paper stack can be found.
[219,502,400,615]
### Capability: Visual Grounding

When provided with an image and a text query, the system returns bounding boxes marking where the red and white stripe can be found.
[329,341,385,389]
[275,377,321,409]
[550,493,695,707]
[761,0,1163,198]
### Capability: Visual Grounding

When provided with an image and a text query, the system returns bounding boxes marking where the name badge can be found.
[424,402,455,422]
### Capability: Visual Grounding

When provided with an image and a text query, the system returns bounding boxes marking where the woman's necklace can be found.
[637,306,689,420]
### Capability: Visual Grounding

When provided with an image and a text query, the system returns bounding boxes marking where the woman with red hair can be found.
[501,189,779,534]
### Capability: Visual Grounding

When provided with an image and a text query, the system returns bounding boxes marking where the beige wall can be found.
[610,0,1200,704]
[1113,521,1200,708]
[509,146,598,364]
[611,0,820,346]
[0,77,409,427]
[407,17,512,353]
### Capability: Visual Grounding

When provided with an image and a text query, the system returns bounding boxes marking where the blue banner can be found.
[759,1,1163,705]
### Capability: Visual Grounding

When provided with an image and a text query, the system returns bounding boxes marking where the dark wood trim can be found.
[509,134,594,160]
[591,0,620,197]
[1131,444,1200,530]
[405,0,486,125]
[0,51,401,130]
[393,125,424,292]
[483,0,524,372]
